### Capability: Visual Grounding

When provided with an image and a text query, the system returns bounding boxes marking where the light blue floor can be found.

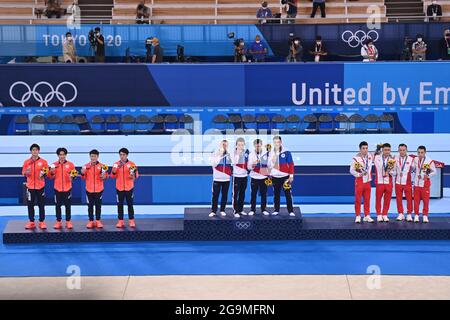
[1,214,450,277]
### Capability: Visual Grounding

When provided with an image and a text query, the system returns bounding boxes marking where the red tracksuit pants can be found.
[355,180,371,216]
[395,184,413,215]
[414,186,430,216]
[376,183,393,216]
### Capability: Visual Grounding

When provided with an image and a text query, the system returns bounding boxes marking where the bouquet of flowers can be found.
[265,177,273,186]
[387,159,396,170]
[101,164,109,173]
[130,165,137,175]
[423,163,431,175]
[40,167,49,178]
[69,169,78,179]
[354,162,363,172]
[283,180,292,191]
[266,144,272,152]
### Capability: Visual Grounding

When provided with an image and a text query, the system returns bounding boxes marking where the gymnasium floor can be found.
[1,189,449,299]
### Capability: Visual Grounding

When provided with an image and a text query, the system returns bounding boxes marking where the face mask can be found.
[316,42,321,45]
[294,40,299,45]
[256,40,260,43]
[417,38,422,42]
[67,36,72,41]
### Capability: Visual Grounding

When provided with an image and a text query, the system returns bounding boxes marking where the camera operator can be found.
[234,38,247,63]
[287,36,303,62]
[136,0,150,24]
[92,27,105,63]
[401,37,413,61]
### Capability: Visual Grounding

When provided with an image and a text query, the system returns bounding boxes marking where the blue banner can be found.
[0,62,449,108]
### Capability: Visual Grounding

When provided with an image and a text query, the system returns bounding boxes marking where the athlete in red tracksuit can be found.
[412,145,436,223]
[48,147,76,230]
[350,141,374,223]
[110,148,139,228]
[373,143,396,222]
[394,144,414,222]
[22,143,49,230]
[81,149,109,229]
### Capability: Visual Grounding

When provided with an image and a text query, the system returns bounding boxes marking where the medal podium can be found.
[3,206,450,244]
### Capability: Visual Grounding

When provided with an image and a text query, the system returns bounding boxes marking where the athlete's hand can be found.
[81,166,86,175]
[288,175,294,183]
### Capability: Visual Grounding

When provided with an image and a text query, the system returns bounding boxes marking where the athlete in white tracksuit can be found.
[247,139,270,216]
[231,137,249,218]
[209,140,232,217]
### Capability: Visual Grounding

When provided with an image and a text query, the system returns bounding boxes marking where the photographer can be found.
[136,0,150,24]
[401,37,413,61]
[92,27,105,63]
[234,38,247,63]
[287,36,303,62]
[412,34,427,61]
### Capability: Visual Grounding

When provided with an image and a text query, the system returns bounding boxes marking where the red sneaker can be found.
[95,220,104,229]
[116,220,125,228]
[38,221,47,230]
[25,221,36,229]
[86,221,95,229]
[129,219,136,228]
[53,221,62,229]
[65,221,73,229]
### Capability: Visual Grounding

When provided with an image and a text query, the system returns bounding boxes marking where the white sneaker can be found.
[220,211,226,217]
[248,211,255,216]
[234,213,240,218]
[240,211,247,216]
[414,215,420,223]
[355,216,362,224]
[363,215,374,223]
[406,214,413,222]
[396,214,405,221]
[423,216,429,223]
[209,212,216,217]
[383,216,390,222]
[271,211,279,216]
[289,212,295,217]
[377,215,383,222]
[263,211,270,216]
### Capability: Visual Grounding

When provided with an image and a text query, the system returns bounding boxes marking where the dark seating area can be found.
[15,113,195,136]
[9,113,395,135]
[210,113,395,135]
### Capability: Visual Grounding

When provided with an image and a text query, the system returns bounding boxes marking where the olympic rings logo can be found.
[9,81,78,107]
[235,221,251,230]
[341,30,379,48]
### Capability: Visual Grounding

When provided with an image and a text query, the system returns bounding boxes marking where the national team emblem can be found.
[65,165,69,169]
[38,162,43,167]
[281,154,286,158]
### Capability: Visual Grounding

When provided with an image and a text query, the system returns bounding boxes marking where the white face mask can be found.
[316,42,321,45]
[418,38,423,42]
[67,36,72,41]
[294,40,299,45]
[256,40,260,43]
